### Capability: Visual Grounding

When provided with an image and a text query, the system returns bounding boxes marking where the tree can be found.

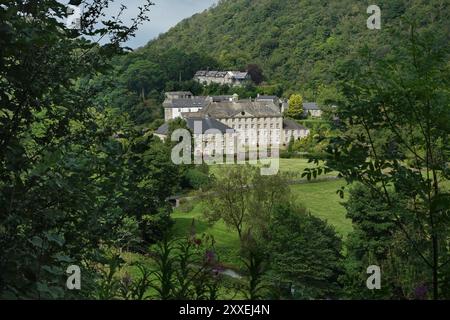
[285,94,304,119]
[341,184,430,299]
[265,204,343,299]
[311,23,450,299]
[203,165,290,241]
[0,0,155,299]
[124,60,165,100]
[246,64,264,85]
[203,166,255,241]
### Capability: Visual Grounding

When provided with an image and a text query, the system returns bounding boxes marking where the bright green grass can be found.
[278,158,337,176]
[290,179,352,237]
[209,158,337,178]
[172,201,242,267]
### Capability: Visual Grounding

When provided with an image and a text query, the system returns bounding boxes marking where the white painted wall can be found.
[171,107,201,119]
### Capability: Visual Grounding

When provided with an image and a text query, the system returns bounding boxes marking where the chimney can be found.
[232,93,239,102]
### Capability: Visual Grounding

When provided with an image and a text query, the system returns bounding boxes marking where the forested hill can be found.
[102,0,447,126]
[139,0,446,94]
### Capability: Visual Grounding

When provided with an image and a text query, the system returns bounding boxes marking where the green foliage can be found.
[203,165,291,241]
[183,168,211,190]
[0,0,185,299]
[341,184,434,299]
[92,232,224,300]
[264,204,343,299]
[140,0,448,96]
[149,231,223,300]
[95,49,220,126]
[285,94,304,119]
[239,231,268,300]
[314,16,450,298]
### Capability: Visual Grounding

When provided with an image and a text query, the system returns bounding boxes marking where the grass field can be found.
[210,158,338,178]
[172,201,242,267]
[172,159,352,267]
[290,179,352,236]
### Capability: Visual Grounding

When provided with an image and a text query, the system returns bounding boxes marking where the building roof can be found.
[211,95,233,102]
[200,101,282,118]
[303,102,320,111]
[229,71,249,80]
[163,97,210,109]
[165,91,192,96]
[155,117,234,136]
[186,117,234,134]
[256,95,279,101]
[155,123,169,135]
[194,70,248,80]
[283,119,309,131]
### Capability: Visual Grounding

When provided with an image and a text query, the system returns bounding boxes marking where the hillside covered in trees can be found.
[100,0,448,128]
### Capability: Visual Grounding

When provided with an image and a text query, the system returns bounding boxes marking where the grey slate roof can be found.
[211,95,233,102]
[303,102,320,111]
[194,70,248,80]
[200,101,282,119]
[186,117,234,134]
[166,91,192,96]
[198,71,228,78]
[256,95,279,102]
[164,97,209,109]
[155,123,169,135]
[283,119,309,131]
[230,71,249,80]
[155,117,234,136]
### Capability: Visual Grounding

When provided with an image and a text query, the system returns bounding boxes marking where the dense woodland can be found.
[0,0,449,300]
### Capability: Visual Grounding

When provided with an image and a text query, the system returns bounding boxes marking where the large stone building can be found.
[194,70,250,87]
[155,116,235,157]
[159,92,310,152]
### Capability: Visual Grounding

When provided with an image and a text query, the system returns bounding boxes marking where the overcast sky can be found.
[102,0,219,49]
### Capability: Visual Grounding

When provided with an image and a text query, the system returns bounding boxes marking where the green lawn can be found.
[290,179,352,237]
[172,162,352,267]
[210,158,338,178]
[279,158,337,177]
[172,201,242,267]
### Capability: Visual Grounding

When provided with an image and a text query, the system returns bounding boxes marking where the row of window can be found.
[224,118,280,123]
[177,108,198,113]
[232,123,281,129]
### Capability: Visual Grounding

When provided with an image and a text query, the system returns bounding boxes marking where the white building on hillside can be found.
[194,70,250,87]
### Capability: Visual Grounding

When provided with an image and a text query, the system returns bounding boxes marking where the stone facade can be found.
[160,92,310,152]
[282,119,310,145]
[194,71,250,87]
[302,102,322,118]
[163,92,210,122]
